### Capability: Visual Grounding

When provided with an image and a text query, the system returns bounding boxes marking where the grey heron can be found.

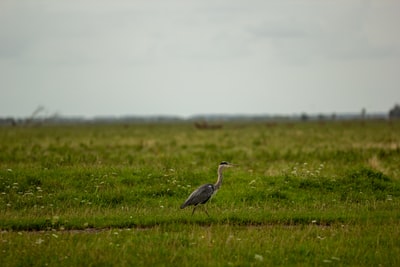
[180,161,234,216]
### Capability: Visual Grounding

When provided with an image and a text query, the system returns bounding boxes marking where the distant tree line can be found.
[1,104,400,126]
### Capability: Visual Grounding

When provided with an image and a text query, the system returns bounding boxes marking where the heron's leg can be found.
[191,206,197,216]
[204,207,210,217]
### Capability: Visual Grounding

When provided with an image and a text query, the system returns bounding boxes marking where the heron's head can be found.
[219,161,234,168]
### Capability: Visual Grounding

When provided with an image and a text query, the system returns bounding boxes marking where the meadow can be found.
[0,120,399,266]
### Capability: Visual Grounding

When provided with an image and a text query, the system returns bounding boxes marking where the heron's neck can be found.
[214,166,224,190]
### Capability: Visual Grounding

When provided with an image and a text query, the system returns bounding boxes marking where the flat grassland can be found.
[0,121,399,266]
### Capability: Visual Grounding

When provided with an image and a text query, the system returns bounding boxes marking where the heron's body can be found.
[180,183,215,208]
[180,161,233,216]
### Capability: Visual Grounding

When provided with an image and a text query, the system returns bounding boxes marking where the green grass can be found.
[0,121,400,266]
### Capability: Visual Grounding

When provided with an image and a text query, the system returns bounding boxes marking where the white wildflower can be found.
[254,254,264,262]
[35,238,44,245]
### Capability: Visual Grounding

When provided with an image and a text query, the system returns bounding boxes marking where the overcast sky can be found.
[1,0,399,118]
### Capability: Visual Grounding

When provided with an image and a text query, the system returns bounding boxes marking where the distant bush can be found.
[389,104,400,119]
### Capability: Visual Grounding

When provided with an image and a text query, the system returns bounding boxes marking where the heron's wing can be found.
[180,184,214,209]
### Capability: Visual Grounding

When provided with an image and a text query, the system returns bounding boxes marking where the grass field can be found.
[0,120,399,266]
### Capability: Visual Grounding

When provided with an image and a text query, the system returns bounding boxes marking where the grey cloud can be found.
[1,0,399,117]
